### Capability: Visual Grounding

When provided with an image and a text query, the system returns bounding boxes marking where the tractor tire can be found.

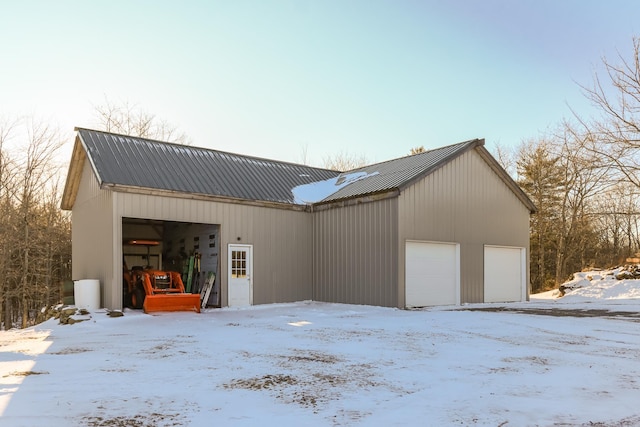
[131,286,145,310]
[123,280,133,308]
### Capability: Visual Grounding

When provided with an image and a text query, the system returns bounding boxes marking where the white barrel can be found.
[74,279,101,311]
[73,280,83,307]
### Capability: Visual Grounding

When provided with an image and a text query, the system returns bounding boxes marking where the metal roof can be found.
[320,139,482,203]
[76,128,339,205]
[64,130,534,213]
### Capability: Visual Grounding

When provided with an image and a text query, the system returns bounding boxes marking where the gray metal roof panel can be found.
[76,129,492,208]
[320,139,481,202]
[77,128,339,204]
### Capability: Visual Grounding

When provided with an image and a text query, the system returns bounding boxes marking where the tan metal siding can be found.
[71,162,116,308]
[398,148,530,305]
[313,198,398,307]
[113,192,313,308]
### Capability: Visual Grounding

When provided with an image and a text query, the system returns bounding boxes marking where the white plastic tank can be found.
[73,279,101,311]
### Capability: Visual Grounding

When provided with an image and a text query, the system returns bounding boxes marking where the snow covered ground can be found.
[1,275,640,426]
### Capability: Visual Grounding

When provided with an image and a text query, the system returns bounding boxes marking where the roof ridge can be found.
[75,127,337,174]
[340,138,483,173]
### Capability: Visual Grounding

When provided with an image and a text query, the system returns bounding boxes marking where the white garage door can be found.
[484,246,525,303]
[405,241,459,308]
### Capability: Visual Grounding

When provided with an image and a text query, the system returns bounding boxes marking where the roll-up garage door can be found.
[484,246,525,303]
[405,241,459,308]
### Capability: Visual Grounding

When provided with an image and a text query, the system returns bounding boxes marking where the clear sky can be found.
[2,0,640,166]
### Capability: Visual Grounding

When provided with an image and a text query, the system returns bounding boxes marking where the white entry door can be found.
[484,245,526,303]
[228,244,253,307]
[405,241,459,308]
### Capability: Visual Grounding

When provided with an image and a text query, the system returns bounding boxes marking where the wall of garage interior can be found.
[162,223,219,274]
[122,222,164,270]
[397,148,530,306]
[312,197,399,307]
[111,192,314,310]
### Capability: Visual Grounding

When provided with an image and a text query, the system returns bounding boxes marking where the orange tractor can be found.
[123,266,201,313]
[123,240,200,314]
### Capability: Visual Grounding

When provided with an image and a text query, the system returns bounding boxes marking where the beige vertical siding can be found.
[397,148,530,305]
[71,162,116,308]
[113,193,313,309]
[71,144,529,311]
[313,198,398,307]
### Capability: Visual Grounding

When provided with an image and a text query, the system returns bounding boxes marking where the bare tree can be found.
[14,119,65,327]
[298,143,310,165]
[590,183,640,265]
[409,146,425,155]
[577,36,640,188]
[553,124,611,284]
[0,116,69,329]
[323,151,369,172]
[0,117,19,328]
[94,97,190,144]
[492,142,517,178]
[517,119,620,289]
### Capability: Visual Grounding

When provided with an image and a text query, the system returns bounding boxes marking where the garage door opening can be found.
[122,218,221,310]
[405,241,460,308]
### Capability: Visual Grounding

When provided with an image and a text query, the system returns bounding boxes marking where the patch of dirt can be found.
[312,372,347,386]
[502,355,549,365]
[100,368,133,373]
[3,370,49,377]
[463,307,640,319]
[490,355,551,375]
[49,347,92,355]
[83,399,191,427]
[224,374,298,391]
[224,372,346,409]
[147,343,173,352]
[224,350,388,413]
[285,350,341,364]
[82,413,183,427]
[561,414,640,426]
[488,366,519,374]
[138,340,176,358]
[331,409,372,425]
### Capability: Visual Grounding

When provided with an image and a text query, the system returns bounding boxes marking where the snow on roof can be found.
[291,171,379,204]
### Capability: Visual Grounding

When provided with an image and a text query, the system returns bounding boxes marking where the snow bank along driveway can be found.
[1,300,640,426]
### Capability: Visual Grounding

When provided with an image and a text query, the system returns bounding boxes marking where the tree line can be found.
[0,117,70,329]
[508,37,640,292]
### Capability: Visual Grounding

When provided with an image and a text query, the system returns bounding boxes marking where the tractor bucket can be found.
[143,294,201,314]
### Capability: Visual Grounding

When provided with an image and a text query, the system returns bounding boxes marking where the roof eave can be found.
[310,189,400,212]
[61,131,107,210]
[60,136,87,210]
[103,183,310,212]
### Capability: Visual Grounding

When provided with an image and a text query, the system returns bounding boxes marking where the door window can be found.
[231,250,247,279]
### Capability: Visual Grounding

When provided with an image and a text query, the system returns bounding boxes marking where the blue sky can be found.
[2,1,639,166]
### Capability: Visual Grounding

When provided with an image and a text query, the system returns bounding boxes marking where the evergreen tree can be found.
[517,141,564,292]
